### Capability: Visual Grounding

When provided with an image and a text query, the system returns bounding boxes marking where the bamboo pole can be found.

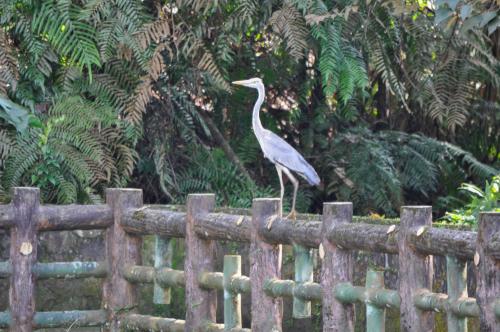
[446,256,468,331]
[33,261,107,279]
[154,235,173,304]
[293,244,313,318]
[365,270,385,332]
[33,310,107,328]
[223,255,242,330]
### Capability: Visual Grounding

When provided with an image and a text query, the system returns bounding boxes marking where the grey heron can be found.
[232,77,320,221]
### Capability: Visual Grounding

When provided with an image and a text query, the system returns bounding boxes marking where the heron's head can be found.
[232,77,263,89]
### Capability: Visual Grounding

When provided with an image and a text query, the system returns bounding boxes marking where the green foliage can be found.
[325,128,498,216]
[442,175,500,227]
[2,97,136,203]
[174,147,276,208]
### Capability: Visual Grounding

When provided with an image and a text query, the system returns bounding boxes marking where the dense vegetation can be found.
[0,0,498,219]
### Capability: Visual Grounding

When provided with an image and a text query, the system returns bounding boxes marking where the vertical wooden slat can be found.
[154,235,173,304]
[398,206,433,332]
[475,212,500,331]
[9,187,39,332]
[185,194,216,332]
[293,243,313,318]
[446,256,467,332]
[250,198,282,332]
[321,202,354,332]
[365,270,385,332]
[223,255,242,330]
[103,188,143,331]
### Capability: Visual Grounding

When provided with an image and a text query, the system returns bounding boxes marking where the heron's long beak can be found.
[232,80,250,87]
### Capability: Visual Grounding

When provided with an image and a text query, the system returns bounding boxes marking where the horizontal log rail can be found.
[121,265,186,288]
[121,207,500,260]
[121,314,185,331]
[0,310,107,328]
[334,281,400,309]
[414,291,480,317]
[264,279,322,301]
[0,187,499,331]
[0,261,107,279]
[0,204,112,230]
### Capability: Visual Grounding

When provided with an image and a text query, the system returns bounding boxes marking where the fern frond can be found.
[269,4,309,61]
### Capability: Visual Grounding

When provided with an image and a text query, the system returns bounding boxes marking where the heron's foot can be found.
[286,209,297,222]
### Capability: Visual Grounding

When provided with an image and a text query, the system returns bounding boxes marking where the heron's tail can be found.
[302,163,321,186]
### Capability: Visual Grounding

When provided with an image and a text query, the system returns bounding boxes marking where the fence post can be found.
[365,269,385,332]
[223,255,242,329]
[9,187,39,332]
[475,212,500,331]
[185,194,216,332]
[321,202,354,332]
[103,188,143,330]
[398,206,433,332]
[446,256,467,331]
[293,243,313,318]
[154,235,173,304]
[250,198,282,332]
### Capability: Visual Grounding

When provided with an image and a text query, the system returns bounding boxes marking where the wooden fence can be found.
[0,187,499,331]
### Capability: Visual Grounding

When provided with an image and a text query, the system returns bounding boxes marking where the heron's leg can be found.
[266,164,285,230]
[282,167,299,221]
[275,164,284,218]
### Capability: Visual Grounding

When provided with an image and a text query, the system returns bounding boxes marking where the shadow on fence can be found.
[0,187,499,331]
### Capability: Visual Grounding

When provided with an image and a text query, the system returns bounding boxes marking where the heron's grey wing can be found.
[261,130,320,185]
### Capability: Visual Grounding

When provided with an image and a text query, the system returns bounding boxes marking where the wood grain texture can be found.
[102,188,143,331]
[185,194,216,332]
[321,202,354,332]
[475,212,500,331]
[398,206,434,332]
[9,187,39,332]
[250,198,283,332]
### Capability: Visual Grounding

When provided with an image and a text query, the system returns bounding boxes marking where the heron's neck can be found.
[252,84,265,136]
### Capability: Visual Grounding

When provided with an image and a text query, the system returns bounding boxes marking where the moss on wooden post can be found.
[122,314,185,331]
[10,187,39,332]
[185,194,217,332]
[293,243,313,318]
[33,310,107,328]
[33,261,107,279]
[398,206,434,332]
[475,212,500,331]
[250,198,282,332]
[154,235,173,304]
[223,255,242,330]
[365,270,385,332]
[446,256,467,331]
[321,202,354,332]
[103,188,143,331]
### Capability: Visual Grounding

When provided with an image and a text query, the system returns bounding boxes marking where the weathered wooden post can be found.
[475,212,500,331]
[103,188,143,330]
[446,256,467,331]
[154,235,173,304]
[10,187,39,332]
[365,270,385,332]
[398,206,433,332]
[321,202,354,332]
[185,194,216,332]
[223,255,242,330]
[250,198,282,331]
